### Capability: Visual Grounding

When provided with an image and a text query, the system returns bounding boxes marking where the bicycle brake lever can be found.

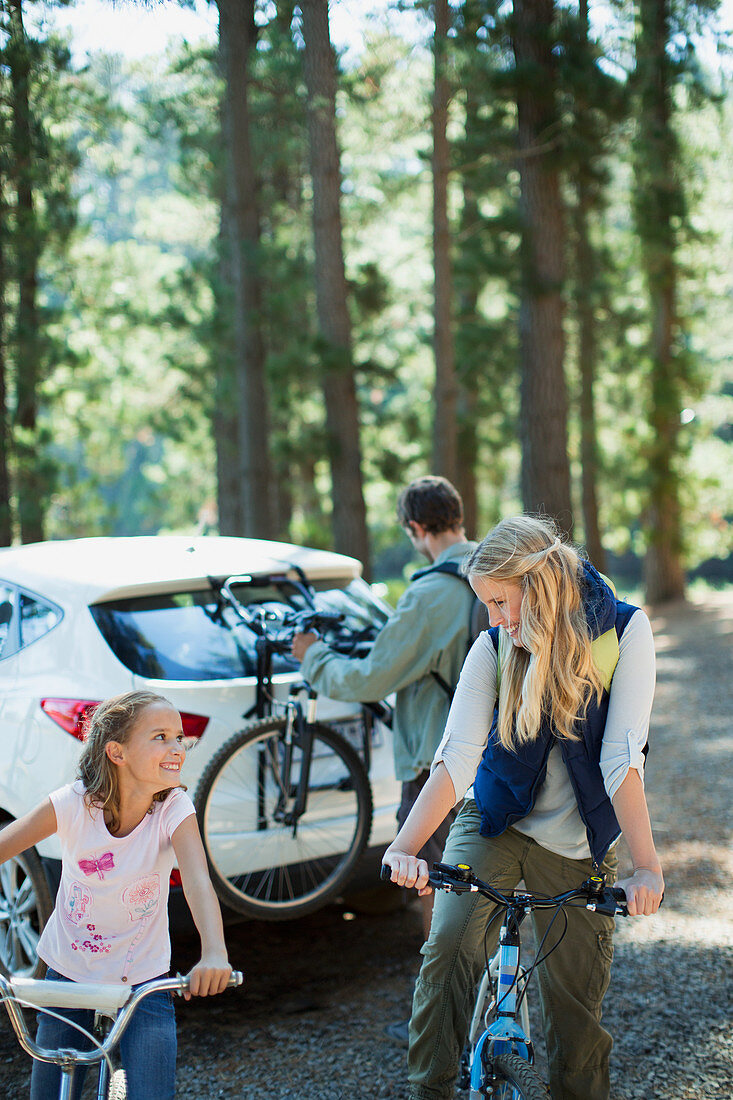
[427,871,474,894]
[587,888,628,917]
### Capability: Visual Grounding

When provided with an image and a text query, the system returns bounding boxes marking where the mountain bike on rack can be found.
[383,861,629,1100]
[0,970,243,1100]
[195,575,379,920]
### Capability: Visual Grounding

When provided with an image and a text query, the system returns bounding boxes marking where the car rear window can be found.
[90,577,390,681]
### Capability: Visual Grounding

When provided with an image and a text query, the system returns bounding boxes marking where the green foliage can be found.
[0,0,726,588]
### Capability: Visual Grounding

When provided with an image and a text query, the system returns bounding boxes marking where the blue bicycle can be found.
[428,862,629,1100]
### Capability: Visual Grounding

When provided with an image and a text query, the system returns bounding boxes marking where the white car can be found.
[0,535,400,976]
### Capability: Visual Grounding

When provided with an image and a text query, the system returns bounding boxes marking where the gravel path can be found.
[1,593,731,1098]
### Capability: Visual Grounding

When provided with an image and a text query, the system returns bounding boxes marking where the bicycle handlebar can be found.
[0,971,244,1067]
[380,861,628,917]
[430,862,629,917]
[213,577,364,651]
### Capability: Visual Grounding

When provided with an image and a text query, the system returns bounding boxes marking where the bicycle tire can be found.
[477,1050,549,1100]
[107,1069,127,1100]
[195,718,373,919]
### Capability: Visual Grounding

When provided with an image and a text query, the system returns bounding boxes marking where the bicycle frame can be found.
[0,971,243,1100]
[467,955,531,1059]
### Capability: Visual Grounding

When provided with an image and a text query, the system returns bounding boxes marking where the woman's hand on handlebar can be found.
[615,866,664,916]
[382,850,433,896]
[291,631,319,662]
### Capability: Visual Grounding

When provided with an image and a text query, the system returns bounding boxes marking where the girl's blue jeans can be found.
[29,968,176,1100]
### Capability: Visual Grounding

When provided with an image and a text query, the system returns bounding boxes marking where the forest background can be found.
[0,0,731,605]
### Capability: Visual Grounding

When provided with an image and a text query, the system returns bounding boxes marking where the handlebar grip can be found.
[610,885,664,913]
[380,864,394,883]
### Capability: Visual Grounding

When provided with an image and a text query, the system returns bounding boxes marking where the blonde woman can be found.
[383,515,664,1100]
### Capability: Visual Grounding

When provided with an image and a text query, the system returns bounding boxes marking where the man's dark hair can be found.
[396,476,464,534]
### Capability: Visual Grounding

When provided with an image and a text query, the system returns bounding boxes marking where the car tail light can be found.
[40,700,209,743]
[180,712,209,740]
[41,699,99,741]
[169,869,182,888]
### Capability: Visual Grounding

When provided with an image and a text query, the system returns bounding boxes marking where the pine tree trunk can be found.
[7,0,43,543]
[572,0,605,571]
[300,0,370,574]
[217,0,276,538]
[635,0,686,603]
[213,214,244,536]
[431,0,458,484]
[512,0,573,535]
[573,183,606,571]
[455,68,482,541]
[0,173,12,547]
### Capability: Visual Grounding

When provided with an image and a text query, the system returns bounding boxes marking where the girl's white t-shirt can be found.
[37,782,195,985]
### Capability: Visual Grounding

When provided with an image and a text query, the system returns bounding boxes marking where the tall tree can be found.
[217,0,276,538]
[633,0,686,602]
[0,169,11,546]
[571,2,603,567]
[212,216,245,536]
[562,0,627,570]
[511,0,573,532]
[6,0,43,542]
[431,0,458,484]
[299,0,370,572]
[451,0,523,538]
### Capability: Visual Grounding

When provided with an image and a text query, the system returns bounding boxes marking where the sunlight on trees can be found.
[0,0,729,603]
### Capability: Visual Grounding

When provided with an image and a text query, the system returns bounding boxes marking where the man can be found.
[291,476,476,947]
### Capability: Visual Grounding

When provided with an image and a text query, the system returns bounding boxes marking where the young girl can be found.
[0,690,233,1100]
[383,515,664,1100]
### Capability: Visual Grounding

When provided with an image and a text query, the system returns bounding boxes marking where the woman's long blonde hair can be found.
[463,515,605,750]
[78,690,176,834]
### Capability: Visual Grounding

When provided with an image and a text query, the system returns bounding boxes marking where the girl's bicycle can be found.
[195,575,381,920]
[383,861,629,1100]
[0,969,243,1100]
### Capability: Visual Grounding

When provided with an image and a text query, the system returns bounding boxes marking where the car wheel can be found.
[0,838,53,978]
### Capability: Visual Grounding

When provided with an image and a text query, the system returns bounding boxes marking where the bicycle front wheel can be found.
[195,718,373,919]
[478,1051,549,1100]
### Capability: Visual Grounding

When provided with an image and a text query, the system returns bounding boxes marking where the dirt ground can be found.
[0,592,731,1098]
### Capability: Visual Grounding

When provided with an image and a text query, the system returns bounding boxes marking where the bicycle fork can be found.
[271,688,316,833]
[470,911,533,1097]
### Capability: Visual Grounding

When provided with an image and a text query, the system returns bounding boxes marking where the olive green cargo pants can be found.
[408,800,617,1100]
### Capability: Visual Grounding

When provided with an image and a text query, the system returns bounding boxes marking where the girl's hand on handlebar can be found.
[382,851,432,896]
[185,955,233,999]
[291,631,319,662]
[615,867,664,916]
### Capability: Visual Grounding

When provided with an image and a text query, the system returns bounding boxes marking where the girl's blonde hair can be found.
[463,515,605,750]
[78,690,177,834]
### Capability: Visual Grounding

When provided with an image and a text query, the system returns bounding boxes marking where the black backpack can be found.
[411,559,489,700]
